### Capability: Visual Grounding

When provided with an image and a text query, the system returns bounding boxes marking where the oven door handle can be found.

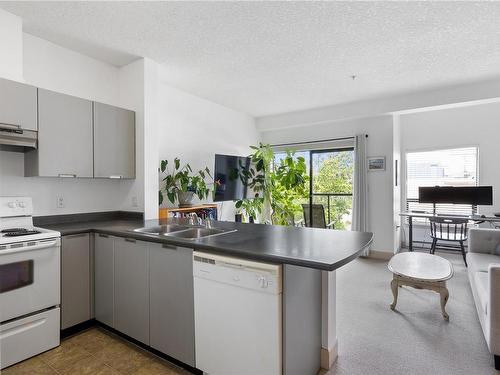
[1,239,59,255]
[0,317,46,339]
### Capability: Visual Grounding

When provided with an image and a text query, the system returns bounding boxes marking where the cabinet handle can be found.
[0,123,22,133]
[64,233,87,238]
[109,175,123,179]
[58,174,77,178]
[162,244,177,250]
[125,238,136,243]
[98,234,109,238]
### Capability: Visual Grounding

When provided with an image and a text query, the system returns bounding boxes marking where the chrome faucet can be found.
[187,213,202,226]
[205,216,213,229]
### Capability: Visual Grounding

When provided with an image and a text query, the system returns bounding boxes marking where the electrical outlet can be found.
[132,196,138,208]
[57,196,65,208]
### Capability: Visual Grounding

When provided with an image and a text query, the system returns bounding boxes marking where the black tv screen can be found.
[214,154,251,202]
[418,186,493,205]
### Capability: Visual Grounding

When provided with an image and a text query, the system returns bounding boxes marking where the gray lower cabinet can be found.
[25,88,93,177]
[93,235,196,364]
[114,237,150,345]
[93,102,135,179]
[0,78,37,131]
[149,243,195,367]
[94,233,114,327]
[61,233,91,329]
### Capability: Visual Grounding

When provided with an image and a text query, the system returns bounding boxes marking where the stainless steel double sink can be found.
[132,224,235,240]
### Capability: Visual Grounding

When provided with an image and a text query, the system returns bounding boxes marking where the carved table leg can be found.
[439,286,449,321]
[390,278,399,310]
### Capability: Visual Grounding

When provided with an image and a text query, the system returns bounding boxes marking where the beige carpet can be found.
[326,251,499,375]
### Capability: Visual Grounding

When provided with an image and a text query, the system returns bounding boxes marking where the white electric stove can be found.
[0,197,61,369]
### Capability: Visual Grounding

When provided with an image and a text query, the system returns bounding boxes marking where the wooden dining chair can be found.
[429,217,468,266]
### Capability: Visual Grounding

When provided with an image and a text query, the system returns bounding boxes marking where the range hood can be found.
[0,123,37,151]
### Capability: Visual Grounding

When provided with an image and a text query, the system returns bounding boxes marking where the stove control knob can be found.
[18,202,26,208]
[8,202,16,208]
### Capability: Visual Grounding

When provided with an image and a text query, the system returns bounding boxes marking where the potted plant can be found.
[235,196,264,223]
[159,158,212,208]
[236,144,309,225]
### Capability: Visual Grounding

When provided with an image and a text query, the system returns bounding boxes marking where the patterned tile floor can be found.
[1,327,191,375]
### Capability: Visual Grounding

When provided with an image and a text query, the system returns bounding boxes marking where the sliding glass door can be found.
[310,148,354,229]
[275,147,354,229]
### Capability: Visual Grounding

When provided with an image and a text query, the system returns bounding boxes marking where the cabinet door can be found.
[93,102,135,179]
[33,89,93,177]
[150,243,195,366]
[94,234,114,327]
[114,237,149,344]
[0,78,37,131]
[61,233,91,329]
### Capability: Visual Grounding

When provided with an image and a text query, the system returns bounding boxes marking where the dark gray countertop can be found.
[42,217,373,271]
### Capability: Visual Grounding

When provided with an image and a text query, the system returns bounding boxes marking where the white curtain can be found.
[352,134,370,256]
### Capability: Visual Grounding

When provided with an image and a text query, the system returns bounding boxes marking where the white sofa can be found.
[467,228,500,370]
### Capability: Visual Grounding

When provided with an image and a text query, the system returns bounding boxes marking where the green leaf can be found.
[174,158,180,170]
[160,160,167,173]
[167,192,176,204]
[159,191,163,205]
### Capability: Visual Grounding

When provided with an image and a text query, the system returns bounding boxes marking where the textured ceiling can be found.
[3,1,500,117]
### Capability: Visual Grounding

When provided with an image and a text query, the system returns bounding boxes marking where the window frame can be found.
[404,144,480,224]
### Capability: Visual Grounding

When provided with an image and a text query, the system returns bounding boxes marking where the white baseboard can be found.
[321,340,338,370]
[368,250,393,260]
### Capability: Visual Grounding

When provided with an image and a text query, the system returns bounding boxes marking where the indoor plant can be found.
[159,158,212,207]
[235,196,264,223]
[236,144,309,225]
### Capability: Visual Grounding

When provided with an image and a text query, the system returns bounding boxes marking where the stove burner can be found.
[1,228,29,233]
[1,228,41,237]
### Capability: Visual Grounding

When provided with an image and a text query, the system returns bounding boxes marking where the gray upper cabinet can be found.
[0,78,37,131]
[61,233,91,330]
[25,89,93,177]
[94,234,114,328]
[114,237,149,345]
[93,102,135,179]
[150,243,195,366]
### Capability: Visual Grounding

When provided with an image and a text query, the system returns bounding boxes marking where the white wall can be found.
[256,78,500,132]
[393,115,402,252]
[0,9,23,81]
[0,28,141,216]
[117,59,146,215]
[23,34,120,106]
[261,115,395,252]
[399,102,500,245]
[158,81,259,221]
[143,59,161,219]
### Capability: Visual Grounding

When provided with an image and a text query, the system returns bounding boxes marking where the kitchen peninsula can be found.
[39,213,373,375]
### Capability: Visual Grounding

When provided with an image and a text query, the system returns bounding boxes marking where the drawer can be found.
[0,308,60,369]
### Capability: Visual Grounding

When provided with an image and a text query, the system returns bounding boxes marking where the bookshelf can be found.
[159,204,218,220]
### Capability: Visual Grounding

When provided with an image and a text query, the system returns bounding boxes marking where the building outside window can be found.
[406,146,479,221]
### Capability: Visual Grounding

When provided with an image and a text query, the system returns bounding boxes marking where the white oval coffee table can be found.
[388,252,454,320]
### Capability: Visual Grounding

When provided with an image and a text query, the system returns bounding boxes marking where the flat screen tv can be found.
[214,154,251,202]
[418,186,493,205]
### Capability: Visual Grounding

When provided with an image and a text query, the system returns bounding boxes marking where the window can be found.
[0,260,34,293]
[406,146,478,218]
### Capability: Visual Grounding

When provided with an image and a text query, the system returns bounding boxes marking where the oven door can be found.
[0,238,60,323]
